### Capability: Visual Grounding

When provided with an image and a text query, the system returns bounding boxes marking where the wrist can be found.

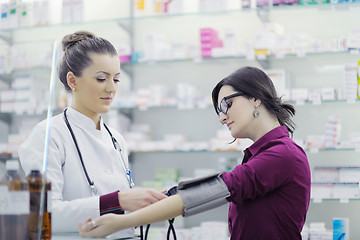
[114,212,133,231]
[117,191,124,210]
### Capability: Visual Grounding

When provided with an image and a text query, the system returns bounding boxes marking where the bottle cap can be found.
[6,160,19,171]
[29,162,42,172]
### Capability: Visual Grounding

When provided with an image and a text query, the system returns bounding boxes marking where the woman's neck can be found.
[252,115,280,142]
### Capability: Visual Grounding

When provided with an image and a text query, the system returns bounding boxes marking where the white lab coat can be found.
[18,107,134,238]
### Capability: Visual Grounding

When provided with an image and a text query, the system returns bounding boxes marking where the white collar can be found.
[65,107,104,133]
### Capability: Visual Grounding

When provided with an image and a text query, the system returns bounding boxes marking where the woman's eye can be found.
[114,79,120,83]
[97,78,106,82]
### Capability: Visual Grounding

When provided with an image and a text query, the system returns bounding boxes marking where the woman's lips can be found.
[101,97,112,103]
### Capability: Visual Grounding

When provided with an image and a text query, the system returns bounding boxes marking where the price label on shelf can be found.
[193,57,203,63]
[295,100,305,106]
[256,54,266,60]
[346,98,356,104]
[296,51,306,58]
[312,99,322,105]
[340,198,349,204]
[246,53,255,61]
[147,60,157,65]
[350,49,360,55]
[310,148,319,154]
[275,53,285,59]
[309,91,322,105]
[313,198,322,203]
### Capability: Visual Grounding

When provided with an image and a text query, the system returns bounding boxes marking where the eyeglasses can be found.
[219,92,245,115]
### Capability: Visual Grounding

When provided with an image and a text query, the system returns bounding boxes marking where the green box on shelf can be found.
[155,168,179,183]
[141,180,164,191]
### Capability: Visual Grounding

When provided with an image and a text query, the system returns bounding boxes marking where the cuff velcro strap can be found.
[177,173,230,217]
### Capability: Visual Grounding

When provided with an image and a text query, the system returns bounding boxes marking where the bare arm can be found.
[118,188,167,212]
[78,194,184,238]
[126,194,184,226]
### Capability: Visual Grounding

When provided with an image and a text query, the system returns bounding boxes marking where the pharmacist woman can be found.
[79,66,311,240]
[18,31,166,237]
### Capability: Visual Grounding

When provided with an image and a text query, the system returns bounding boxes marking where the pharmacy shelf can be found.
[9,109,62,117]
[0,1,358,41]
[0,2,357,34]
[311,198,360,202]
[130,149,242,153]
[0,110,61,127]
[0,16,132,33]
[0,73,12,85]
[117,104,209,111]
[129,148,360,154]
[306,148,359,152]
[0,153,12,162]
[116,98,360,111]
[130,2,360,21]
[0,112,11,124]
[289,99,360,106]
[121,50,356,66]
[0,66,51,74]
[0,66,51,85]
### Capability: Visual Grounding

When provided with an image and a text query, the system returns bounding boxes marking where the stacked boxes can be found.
[311,166,360,200]
[325,116,341,149]
[200,28,223,58]
[344,64,358,101]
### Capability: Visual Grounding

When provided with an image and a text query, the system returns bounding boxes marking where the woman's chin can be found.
[230,130,244,140]
[229,129,238,138]
[99,105,111,113]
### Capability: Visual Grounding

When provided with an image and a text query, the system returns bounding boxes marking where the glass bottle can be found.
[0,160,30,240]
[27,168,52,240]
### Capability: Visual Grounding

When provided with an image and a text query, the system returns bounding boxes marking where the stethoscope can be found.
[63,108,134,196]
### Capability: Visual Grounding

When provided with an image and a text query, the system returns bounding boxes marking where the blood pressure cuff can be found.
[177,173,230,217]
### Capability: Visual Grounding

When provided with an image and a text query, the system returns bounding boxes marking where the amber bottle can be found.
[27,169,52,240]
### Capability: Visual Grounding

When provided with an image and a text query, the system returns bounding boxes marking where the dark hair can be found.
[212,66,296,136]
[58,31,118,92]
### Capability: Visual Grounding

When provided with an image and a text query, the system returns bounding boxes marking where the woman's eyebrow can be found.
[94,71,120,76]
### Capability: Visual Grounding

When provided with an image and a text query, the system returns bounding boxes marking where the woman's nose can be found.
[219,112,227,125]
[106,80,116,92]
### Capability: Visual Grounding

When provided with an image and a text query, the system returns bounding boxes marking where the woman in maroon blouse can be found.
[79,66,311,240]
[213,66,311,239]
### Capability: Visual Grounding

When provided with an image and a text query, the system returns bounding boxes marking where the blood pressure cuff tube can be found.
[177,173,230,217]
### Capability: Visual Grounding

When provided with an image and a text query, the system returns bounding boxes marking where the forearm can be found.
[117,188,168,212]
[122,194,184,228]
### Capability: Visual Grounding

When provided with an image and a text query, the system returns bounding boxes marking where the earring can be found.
[253,106,259,117]
[72,88,75,92]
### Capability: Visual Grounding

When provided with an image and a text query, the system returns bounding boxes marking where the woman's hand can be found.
[78,214,123,238]
[79,194,184,238]
[118,188,167,212]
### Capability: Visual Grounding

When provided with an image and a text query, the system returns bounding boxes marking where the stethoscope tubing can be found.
[64,108,96,194]
[63,108,133,195]
[103,123,134,188]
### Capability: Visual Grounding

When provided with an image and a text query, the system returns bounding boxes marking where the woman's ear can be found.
[250,98,262,108]
[66,72,76,91]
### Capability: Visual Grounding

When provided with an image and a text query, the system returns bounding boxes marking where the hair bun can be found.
[62,31,96,51]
